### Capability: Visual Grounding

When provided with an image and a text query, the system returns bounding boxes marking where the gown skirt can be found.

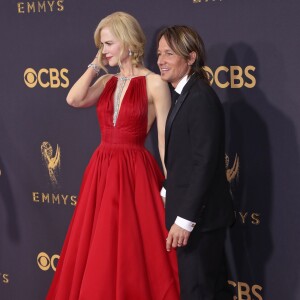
[46,76,180,299]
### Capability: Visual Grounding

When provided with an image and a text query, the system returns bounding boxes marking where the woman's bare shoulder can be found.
[145,72,168,89]
[96,73,114,87]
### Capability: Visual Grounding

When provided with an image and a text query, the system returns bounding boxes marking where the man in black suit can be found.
[157,26,235,300]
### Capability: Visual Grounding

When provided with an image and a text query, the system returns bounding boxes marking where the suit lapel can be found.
[164,74,198,165]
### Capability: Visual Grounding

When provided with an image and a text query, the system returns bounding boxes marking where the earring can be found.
[129,49,132,56]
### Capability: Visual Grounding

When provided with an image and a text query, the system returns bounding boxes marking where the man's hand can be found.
[166,223,190,251]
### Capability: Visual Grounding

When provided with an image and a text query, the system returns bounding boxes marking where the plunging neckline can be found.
[112,75,135,127]
[112,75,147,127]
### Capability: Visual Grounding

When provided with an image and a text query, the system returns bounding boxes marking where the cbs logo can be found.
[204,66,256,89]
[37,252,60,271]
[228,280,263,300]
[24,68,69,88]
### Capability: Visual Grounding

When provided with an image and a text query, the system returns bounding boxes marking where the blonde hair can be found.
[94,12,146,72]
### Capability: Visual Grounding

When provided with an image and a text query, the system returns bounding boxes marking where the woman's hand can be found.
[92,50,108,66]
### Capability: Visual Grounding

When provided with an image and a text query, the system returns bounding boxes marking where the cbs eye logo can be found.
[37,252,60,271]
[204,65,256,89]
[24,68,69,88]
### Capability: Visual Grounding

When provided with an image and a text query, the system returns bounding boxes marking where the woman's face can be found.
[100,27,128,67]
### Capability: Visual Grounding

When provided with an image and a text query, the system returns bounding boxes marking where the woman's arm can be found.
[66,56,111,108]
[148,74,171,176]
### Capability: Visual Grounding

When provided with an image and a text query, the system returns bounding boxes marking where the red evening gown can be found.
[46,76,180,300]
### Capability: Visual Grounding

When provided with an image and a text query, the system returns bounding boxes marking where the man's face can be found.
[157,36,190,88]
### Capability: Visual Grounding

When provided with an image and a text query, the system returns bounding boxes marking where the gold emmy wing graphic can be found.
[41,141,61,185]
[225,153,239,183]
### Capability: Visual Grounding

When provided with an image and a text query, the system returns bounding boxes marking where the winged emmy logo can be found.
[225,153,239,183]
[41,141,61,185]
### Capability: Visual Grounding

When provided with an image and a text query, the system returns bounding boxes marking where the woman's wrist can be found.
[87,63,100,76]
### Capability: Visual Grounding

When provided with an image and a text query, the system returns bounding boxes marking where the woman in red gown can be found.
[46,11,180,300]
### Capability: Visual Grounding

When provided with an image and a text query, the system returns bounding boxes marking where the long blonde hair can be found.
[94,12,146,72]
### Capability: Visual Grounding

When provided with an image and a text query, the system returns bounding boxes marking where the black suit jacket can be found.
[164,74,235,232]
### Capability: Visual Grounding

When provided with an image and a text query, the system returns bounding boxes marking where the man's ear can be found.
[188,51,197,66]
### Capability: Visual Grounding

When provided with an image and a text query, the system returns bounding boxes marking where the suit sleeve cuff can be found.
[175,216,196,232]
[160,187,166,198]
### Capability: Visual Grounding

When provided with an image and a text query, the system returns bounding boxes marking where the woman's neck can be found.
[119,60,142,77]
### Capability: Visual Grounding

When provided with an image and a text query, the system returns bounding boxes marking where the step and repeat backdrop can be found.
[1,0,300,299]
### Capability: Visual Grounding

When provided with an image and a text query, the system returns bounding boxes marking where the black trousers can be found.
[176,227,233,300]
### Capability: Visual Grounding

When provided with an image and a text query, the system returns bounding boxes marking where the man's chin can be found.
[160,73,169,82]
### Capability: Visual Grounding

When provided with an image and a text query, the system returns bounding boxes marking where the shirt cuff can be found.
[160,187,166,198]
[175,216,196,232]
